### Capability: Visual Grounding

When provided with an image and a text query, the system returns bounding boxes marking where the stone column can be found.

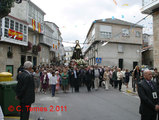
[153,11,159,69]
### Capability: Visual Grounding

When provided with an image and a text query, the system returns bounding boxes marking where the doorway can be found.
[119,59,123,70]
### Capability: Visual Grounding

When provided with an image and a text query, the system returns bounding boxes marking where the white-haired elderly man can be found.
[16,61,35,120]
[138,70,159,120]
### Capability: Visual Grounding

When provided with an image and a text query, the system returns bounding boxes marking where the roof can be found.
[86,18,143,38]
[96,18,143,28]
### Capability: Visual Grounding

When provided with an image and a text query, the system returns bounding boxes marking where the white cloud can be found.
[31,0,152,47]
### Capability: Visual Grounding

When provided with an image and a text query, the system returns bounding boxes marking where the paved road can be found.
[29,86,140,120]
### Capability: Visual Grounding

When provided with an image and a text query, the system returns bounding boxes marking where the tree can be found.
[0,0,22,18]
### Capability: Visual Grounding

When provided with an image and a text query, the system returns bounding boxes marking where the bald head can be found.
[144,70,152,81]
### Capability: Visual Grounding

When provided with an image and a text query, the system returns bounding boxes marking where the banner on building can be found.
[53,44,55,48]
[32,19,36,31]
[38,23,41,33]
[58,40,60,46]
[8,29,23,40]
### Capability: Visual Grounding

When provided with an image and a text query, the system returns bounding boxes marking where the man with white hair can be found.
[138,70,159,120]
[16,61,35,120]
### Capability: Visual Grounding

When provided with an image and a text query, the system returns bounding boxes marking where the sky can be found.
[31,0,153,47]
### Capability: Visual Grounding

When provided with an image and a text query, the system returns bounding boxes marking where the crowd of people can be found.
[15,61,159,120]
[17,64,148,97]
[17,63,159,98]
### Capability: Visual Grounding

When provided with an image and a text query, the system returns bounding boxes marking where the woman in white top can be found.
[117,68,123,92]
[49,72,57,97]
[103,68,110,90]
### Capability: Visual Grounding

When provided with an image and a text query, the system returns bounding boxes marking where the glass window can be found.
[23,35,27,42]
[118,44,124,53]
[33,35,36,45]
[32,8,35,19]
[29,5,32,17]
[20,24,23,33]
[136,31,141,37]
[15,22,19,31]
[4,29,8,37]
[24,26,27,34]
[122,28,129,36]
[5,18,9,28]
[100,32,112,38]
[10,20,14,30]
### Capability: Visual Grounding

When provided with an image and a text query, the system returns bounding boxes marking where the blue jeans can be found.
[51,85,56,96]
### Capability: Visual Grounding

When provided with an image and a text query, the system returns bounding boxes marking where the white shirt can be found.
[47,72,52,80]
[49,75,57,85]
[121,71,126,78]
[117,71,123,81]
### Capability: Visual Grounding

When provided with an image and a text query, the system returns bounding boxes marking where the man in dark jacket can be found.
[112,68,117,88]
[16,61,35,120]
[85,66,93,92]
[138,70,159,120]
[70,66,80,92]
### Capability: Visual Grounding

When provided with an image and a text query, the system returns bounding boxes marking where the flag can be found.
[58,40,60,46]
[8,29,23,40]
[38,23,41,33]
[32,19,36,31]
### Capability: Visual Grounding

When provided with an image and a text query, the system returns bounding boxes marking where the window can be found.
[24,26,27,34]
[23,35,27,42]
[3,17,28,41]
[29,5,32,17]
[100,32,112,38]
[100,25,112,38]
[32,8,35,19]
[33,35,36,45]
[15,22,19,31]
[4,29,8,37]
[5,18,9,28]
[20,24,23,33]
[118,44,124,53]
[136,31,141,37]
[10,20,14,30]
[122,28,129,36]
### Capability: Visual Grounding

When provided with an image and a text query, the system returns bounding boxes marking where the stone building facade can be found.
[83,18,143,70]
[0,0,65,79]
[141,0,159,69]
[0,15,28,79]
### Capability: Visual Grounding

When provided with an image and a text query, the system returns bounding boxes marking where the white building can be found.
[64,47,74,66]
[83,18,143,70]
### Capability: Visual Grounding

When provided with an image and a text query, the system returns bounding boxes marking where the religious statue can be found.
[72,40,83,60]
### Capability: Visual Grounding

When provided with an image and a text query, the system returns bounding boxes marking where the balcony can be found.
[141,0,159,14]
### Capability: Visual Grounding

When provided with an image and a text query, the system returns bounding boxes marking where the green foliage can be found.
[0,0,15,18]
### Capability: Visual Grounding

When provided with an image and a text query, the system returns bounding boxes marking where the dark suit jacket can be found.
[70,70,80,85]
[16,70,35,104]
[138,79,159,115]
[86,69,94,82]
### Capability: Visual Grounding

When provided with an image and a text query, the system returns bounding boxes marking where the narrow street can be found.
[29,86,140,120]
